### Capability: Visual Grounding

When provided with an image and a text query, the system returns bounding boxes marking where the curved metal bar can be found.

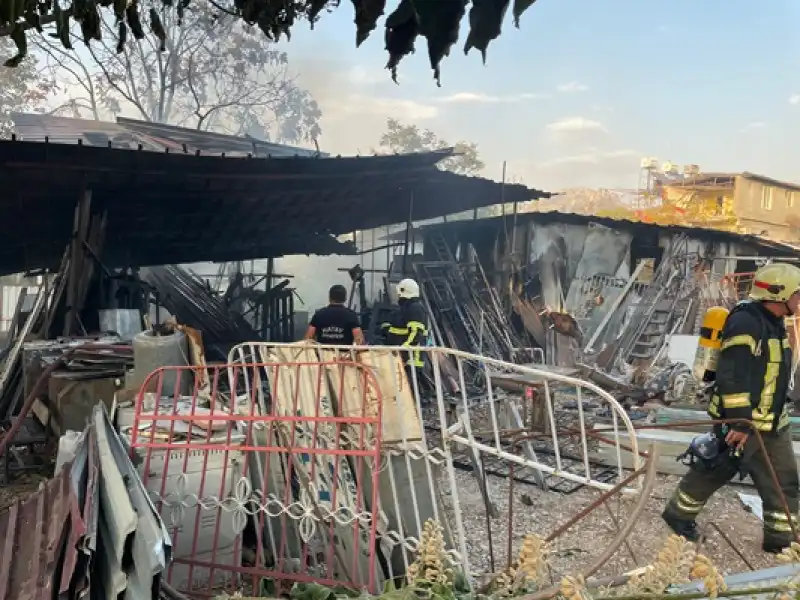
[520,443,660,600]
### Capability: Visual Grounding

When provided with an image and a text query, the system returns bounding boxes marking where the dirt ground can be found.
[449,468,782,582]
[0,473,49,511]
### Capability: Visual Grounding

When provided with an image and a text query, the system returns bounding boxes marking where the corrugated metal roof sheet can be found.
[11,113,321,158]
[669,563,800,599]
[0,138,549,275]
[0,406,170,600]
[389,210,800,257]
[0,463,84,600]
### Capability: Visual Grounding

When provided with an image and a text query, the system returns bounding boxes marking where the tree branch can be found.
[87,40,150,121]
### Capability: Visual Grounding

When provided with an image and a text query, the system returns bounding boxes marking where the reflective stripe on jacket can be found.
[708,301,793,433]
[380,299,429,367]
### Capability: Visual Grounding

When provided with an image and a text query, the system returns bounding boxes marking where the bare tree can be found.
[34,1,321,143]
[0,41,54,138]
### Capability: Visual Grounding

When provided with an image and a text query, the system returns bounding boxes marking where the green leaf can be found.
[452,572,471,594]
[260,577,278,596]
[381,587,417,600]
[290,582,336,600]
[430,583,456,600]
[330,586,361,598]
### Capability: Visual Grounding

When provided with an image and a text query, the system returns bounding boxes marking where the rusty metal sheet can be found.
[60,429,98,598]
[0,463,85,600]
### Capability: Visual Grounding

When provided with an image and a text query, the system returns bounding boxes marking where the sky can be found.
[270,0,800,193]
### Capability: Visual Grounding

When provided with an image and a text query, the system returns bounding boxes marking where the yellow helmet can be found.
[749,263,800,303]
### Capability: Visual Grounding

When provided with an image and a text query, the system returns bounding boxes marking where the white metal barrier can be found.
[226,342,641,579]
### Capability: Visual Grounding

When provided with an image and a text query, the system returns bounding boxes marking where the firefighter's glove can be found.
[725,429,749,453]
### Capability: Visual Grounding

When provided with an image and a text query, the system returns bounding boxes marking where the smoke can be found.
[289,55,440,156]
[271,55,438,313]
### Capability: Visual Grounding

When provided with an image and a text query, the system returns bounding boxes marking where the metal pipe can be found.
[370,228,377,302]
[510,164,519,264]
[336,267,389,275]
[544,461,649,542]
[385,226,391,290]
[402,192,414,276]
[507,451,516,569]
[500,161,507,216]
[710,256,800,262]
[709,521,755,571]
[481,453,496,573]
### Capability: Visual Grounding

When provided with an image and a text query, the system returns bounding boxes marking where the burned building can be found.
[401,211,800,378]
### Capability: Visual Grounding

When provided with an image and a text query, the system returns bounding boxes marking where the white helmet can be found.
[397,278,420,300]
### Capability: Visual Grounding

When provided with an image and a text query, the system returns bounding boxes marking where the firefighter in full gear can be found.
[381,278,430,392]
[663,262,800,552]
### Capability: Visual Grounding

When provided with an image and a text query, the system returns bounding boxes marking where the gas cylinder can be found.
[692,306,730,382]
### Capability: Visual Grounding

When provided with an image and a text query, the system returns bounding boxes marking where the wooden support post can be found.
[64,191,92,336]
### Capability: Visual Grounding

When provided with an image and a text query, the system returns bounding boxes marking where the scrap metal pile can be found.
[411,225,794,416]
[414,232,535,378]
[0,404,183,600]
[140,264,259,358]
[518,234,750,409]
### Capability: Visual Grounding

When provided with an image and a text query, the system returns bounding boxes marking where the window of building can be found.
[789,191,795,208]
[761,187,773,210]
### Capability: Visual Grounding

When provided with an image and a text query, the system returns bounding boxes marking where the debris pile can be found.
[415,231,534,366]
[140,264,259,358]
[0,404,175,600]
[410,213,799,411]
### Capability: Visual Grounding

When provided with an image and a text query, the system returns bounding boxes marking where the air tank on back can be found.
[692,306,730,382]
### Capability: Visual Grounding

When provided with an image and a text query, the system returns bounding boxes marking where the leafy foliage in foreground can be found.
[0,0,540,85]
[221,527,800,600]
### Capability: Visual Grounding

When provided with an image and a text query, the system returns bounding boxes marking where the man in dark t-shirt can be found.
[304,284,365,345]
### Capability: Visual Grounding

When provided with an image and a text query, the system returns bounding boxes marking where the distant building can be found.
[654,172,800,243]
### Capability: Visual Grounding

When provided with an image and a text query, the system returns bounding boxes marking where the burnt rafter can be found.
[0,0,538,82]
[0,138,550,276]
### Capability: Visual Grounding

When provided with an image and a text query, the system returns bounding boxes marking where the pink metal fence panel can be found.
[129,360,383,597]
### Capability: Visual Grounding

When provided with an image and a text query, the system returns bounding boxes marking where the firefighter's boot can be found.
[661,510,701,542]
[762,539,791,554]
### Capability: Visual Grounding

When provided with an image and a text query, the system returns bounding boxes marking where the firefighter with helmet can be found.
[663,262,800,553]
[381,278,429,386]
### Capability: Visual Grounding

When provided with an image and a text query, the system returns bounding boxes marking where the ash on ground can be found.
[441,468,780,582]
